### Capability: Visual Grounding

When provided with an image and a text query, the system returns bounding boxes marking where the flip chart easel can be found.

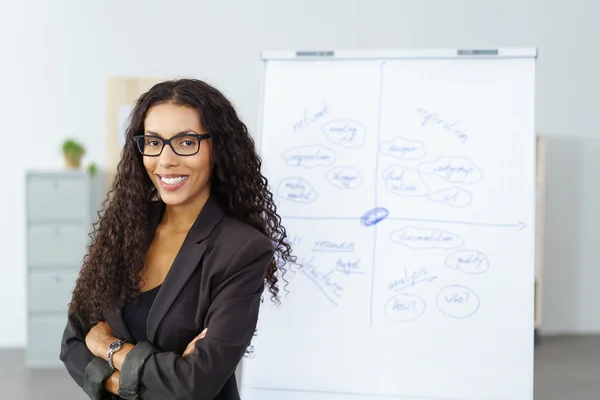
[241,47,538,400]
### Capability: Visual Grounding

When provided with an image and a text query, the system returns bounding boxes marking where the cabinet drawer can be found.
[28,224,89,267]
[29,270,78,313]
[27,314,68,365]
[27,176,89,221]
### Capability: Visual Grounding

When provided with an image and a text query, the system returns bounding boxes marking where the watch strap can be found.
[107,339,126,370]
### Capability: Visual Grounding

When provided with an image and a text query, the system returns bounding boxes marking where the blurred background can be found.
[1,0,599,399]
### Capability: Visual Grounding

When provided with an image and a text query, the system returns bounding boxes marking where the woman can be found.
[60,78,294,400]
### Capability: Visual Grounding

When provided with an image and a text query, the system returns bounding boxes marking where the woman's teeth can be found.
[160,176,188,185]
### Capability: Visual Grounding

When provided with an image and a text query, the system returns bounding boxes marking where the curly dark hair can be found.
[69,78,294,322]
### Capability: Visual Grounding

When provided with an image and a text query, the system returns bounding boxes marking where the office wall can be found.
[1,0,598,347]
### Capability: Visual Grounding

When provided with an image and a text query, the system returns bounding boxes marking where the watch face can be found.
[109,341,121,351]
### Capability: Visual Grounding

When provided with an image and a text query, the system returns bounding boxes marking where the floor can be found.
[1,350,86,400]
[1,335,599,399]
[533,335,600,399]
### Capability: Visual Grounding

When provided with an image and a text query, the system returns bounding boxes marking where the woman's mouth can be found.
[158,175,189,191]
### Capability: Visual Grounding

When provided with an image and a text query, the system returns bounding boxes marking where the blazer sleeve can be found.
[60,311,114,399]
[119,234,274,400]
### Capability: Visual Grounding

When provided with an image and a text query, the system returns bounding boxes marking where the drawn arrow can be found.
[385,217,527,230]
[281,208,527,230]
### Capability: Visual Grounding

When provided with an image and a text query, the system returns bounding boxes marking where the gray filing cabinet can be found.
[25,170,105,368]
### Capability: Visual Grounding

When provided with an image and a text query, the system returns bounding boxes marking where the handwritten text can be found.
[389,226,465,249]
[388,267,437,291]
[282,145,336,168]
[326,166,362,189]
[445,250,490,274]
[321,120,366,149]
[276,177,318,204]
[299,256,344,306]
[428,187,473,208]
[313,240,355,253]
[436,285,480,319]
[293,103,329,132]
[384,293,427,322]
[382,165,429,197]
[418,156,483,184]
[416,107,468,143]
[336,258,364,275]
[379,136,426,160]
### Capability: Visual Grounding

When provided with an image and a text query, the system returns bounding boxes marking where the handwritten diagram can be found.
[279,143,483,209]
[264,61,528,328]
[284,227,372,309]
[244,51,537,400]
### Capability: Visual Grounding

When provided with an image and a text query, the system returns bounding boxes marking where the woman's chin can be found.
[159,190,189,206]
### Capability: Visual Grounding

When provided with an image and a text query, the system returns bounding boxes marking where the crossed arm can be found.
[60,235,274,400]
[85,323,207,394]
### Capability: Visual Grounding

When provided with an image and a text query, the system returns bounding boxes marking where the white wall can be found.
[1,0,598,347]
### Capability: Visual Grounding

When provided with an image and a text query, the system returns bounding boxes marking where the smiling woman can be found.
[135,104,213,205]
[59,79,295,400]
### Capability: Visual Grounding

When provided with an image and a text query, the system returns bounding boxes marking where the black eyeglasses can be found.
[133,133,211,156]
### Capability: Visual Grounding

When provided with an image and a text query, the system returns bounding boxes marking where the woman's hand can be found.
[105,371,121,394]
[85,321,118,358]
[182,328,208,357]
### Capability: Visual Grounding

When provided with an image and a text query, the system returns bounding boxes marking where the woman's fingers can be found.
[182,343,195,357]
[183,339,198,357]
[182,328,208,357]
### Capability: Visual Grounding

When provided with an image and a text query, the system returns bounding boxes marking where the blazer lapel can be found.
[146,195,225,342]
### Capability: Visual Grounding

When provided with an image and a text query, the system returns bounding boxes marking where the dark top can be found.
[123,285,162,343]
[60,195,275,400]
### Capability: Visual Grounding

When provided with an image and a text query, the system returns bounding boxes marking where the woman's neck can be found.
[162,191,210,231]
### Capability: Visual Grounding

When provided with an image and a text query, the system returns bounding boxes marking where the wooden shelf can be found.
[106,76,171,184]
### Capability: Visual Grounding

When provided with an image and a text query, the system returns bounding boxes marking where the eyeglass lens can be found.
[136,135,200,156]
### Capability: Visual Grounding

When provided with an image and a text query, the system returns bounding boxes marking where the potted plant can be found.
[87,162,98,177]
[62,139,85,169]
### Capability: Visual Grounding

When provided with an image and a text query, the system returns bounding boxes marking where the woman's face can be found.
[142,103,212,207]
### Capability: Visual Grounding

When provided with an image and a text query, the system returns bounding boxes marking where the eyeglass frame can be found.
[133,133,211,156]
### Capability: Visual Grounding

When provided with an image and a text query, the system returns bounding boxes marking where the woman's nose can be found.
[158,143,178,167]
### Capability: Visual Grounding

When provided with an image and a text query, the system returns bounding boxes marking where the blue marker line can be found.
[370,62,386,327]
[386,217,527,230]
[361,207,390,226]
[282,215,526,230]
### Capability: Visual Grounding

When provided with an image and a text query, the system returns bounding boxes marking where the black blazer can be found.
[60,195,275,400]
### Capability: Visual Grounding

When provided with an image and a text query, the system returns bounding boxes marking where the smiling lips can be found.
[158,175,189,191]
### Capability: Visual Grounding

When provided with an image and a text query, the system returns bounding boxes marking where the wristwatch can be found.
[107,339,126,370]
